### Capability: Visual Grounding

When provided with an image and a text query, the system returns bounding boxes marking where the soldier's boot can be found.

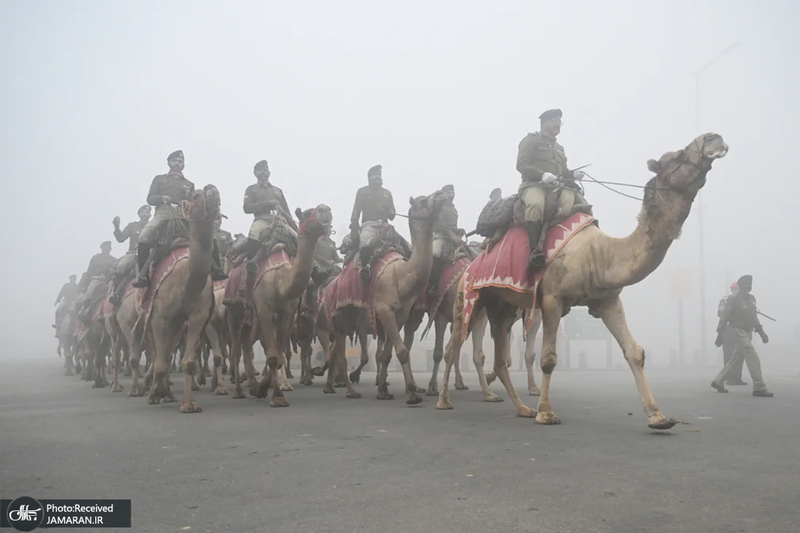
[132,244,153,288]
[525,221,546,273]
[108,272,127,306]
[210,241,228,282]
[427,257,444,301]
[359,248,372,283]
[243,238,262,271]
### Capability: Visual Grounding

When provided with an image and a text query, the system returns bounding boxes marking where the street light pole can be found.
[694,41,739,366]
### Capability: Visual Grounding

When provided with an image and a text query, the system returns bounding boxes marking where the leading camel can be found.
[438,133,728,430]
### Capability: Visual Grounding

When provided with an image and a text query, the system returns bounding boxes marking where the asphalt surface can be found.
[1,358,799,533]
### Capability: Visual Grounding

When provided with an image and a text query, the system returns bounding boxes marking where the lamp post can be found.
[694,41,739,366]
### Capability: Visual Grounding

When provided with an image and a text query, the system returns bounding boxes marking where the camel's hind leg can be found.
[525,310,541,396]
[436,279,472,410]
[375,306,422,405]
[595,295,677,430]
[469,310,501,402]
[179,309,209,413]
[147,324,177,405]
[348,325,370,384]
[485,300,536,418]
[205,324,229,396]
[254,307,288,407]
[534,294,564,425]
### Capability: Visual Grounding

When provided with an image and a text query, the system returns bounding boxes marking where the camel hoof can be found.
[197,375,206,387]
[302,379,313,386]
[484,393,503,403]
[377,390,395,400]
[528,388,541,397]
[535,411,561,425]
[425,387,439,397]
[436,399,453,410]
[516,406,538,418]
[285,370,294,379]
[455,384,469,391]
[406,393,423,406]
[323,386,336,394]
[127,389,140,397]
[180,402,203,413]
[232,388,247,399]
[280,383,294,392]
[349,371,361,384]
[648,417,678,430]
[333,380,346,388]
[146,396,160,405]
[346,391,362,399]
[270,397,290,408]
[110,383,124,393]
[310,367,324,377]
[163,394,178,403]
[214,387,229,396]
[414,385,426,394]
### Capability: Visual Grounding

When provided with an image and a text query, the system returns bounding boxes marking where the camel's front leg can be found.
[376,307,422,405]
[596,296,677,430]
[179,310,208,413]
[426,314,448,396]
[205,324,229,396]
[275,316,294,392]
[469,310,501,402]
[109,327,124,393]
[254,309,288,407]
[525,310,542,396]
[535,295,563,425]
[348,323,370,384]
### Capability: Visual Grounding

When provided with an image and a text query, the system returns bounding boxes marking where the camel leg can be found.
[426,314,448,396]
[486,300,537,418]
[596,296,677,430]
[274,315,294,393]
[378,309,424,405]
[349,325,370,384]
[436,281,472,410]
[470,311,501,402]
[205,324,229,396]
[109,325,124,393]
[453,315,468,391]
[526,311,542,396]
[147,323,177,405]
[254,310,288,407]
[375,336,395,400]
[226,308,247,399]
[535,295,563,425]
[179,310,207,413]
[329,330,361,398]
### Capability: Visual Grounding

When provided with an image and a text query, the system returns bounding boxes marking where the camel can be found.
[55,307,78,376]
[438,133,728,430]
[226,205,333,405]
[198,282,230,389]
[105,285,141,393]
[327,191,447,404]
[141,185,228,412]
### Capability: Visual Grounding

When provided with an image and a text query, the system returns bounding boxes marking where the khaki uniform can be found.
[243,181,297,242]
[55,282,79,325]
[350,185,396,250]
[713,293,768,392]
[315,236,342,269]
[76,252,117,317]
[432,201,460,261]
[516,132,590,223]
[113,220,147,278]
[138,172,195,245]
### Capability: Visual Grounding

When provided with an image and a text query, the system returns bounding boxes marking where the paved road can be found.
[1,359,798,533]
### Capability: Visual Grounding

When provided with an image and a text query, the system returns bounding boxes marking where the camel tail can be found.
[451,274,467,342]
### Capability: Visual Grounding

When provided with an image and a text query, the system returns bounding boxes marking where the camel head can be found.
[408,190,449,225]
[646,132,728,196]
[186,185,221,222]
[295,204,333,238]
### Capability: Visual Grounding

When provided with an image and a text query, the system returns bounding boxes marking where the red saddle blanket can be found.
[321,251,404,333]
[137,247,191,326]
[223,251,292,326]
[100,280,138,319]
[417,256,471,336]
[461,212,596,341]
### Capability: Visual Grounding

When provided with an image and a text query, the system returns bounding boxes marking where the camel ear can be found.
[647,159,661,174]
[295,207,302,218]
[409,196,416,207]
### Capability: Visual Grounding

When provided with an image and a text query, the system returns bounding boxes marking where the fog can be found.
[2,0,798,368]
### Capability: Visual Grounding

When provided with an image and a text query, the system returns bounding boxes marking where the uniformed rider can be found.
[133,150,227,288]
[517,109,591,272]
[350,164,396,282]
[427,184,464,300]
[109,205,151,305]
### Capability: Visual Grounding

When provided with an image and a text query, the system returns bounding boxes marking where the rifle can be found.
[757,309,777,322]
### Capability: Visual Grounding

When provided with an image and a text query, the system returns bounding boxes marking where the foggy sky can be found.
[2,0,798,363]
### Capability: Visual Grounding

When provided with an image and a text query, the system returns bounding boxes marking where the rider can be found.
[133,150,227,288]
[312,232,343,285]
[53,274,79,329]
[76,241,117,322]
[239,159,298,267]
[350,164,396,282]
[109,205,151,305]
[213,218,235,273]
[427,184,464,300]
[516,109,590,272]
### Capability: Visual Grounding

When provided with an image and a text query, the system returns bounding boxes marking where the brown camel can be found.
[141,185,228,412]
[438,133,728,430]
[226,205,332,405]
[105,285,141,393]
[56,307,78,376]
[328,191,447,404]
[198,282,230,389]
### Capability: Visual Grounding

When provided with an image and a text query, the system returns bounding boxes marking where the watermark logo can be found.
[6,498,44,532]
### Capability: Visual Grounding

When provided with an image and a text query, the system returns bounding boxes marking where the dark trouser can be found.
[722,327,744,383]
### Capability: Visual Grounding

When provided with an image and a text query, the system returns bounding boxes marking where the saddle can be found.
[228,219,298,267]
